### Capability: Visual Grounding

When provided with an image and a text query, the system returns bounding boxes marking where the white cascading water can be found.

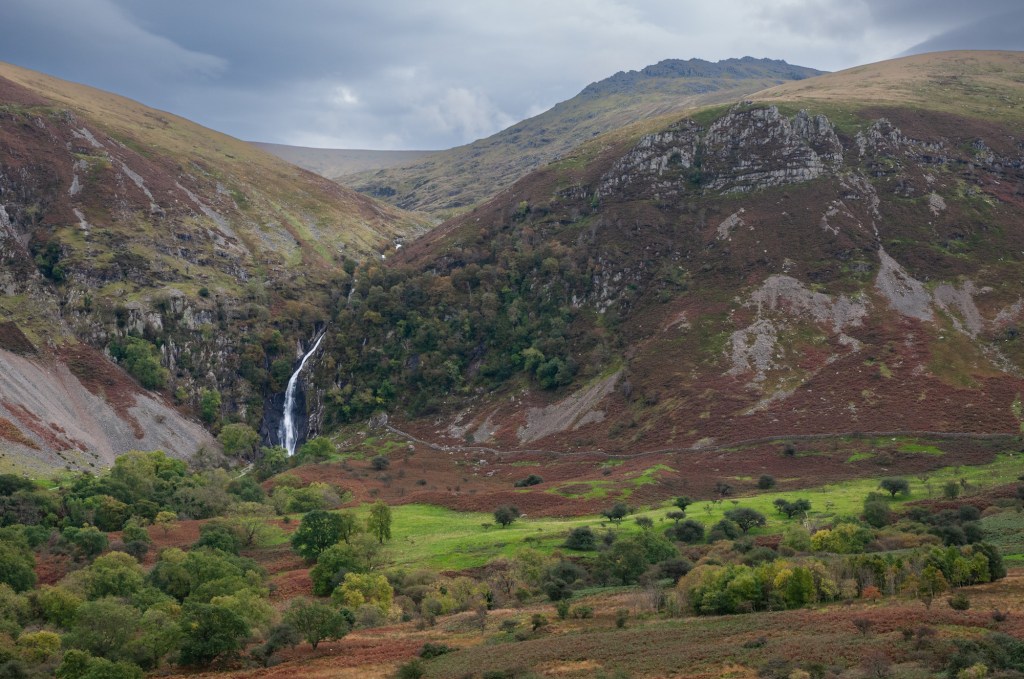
[280,332,326,456]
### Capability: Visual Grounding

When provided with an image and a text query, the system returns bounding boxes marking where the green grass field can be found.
[352,452,1023,570]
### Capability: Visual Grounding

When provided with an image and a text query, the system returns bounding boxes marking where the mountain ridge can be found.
[326,57,824,215]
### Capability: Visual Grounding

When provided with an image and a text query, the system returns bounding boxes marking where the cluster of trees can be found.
[318,240,605,424]
[0,451,365,675]
[676,540,1003,616]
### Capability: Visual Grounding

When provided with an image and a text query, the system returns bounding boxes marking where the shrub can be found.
[757,475,776,490]
[419,642,454,659]
[370,456,390,471]
[564,526,596,551]
[615,608,628,628]
[570,605,594,619]
[667,519,705,544]
[396,659,426,679]
[708,519,740,542]
[949,592,971,611]
[513,474,543,488]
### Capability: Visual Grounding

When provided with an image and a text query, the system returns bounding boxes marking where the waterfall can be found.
[279,331,326,456]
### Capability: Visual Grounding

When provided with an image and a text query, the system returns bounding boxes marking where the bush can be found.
[396,659,426,679]
[949,592,971,611]
[513,474,543,488]
[419,643,454,659]
[708,519,740,542]
[757,475,776,490]
[564,526,596,551]
[570,605,594,619]
[615,608,628,628]
[667,519,705,544]
[370,456,390,471]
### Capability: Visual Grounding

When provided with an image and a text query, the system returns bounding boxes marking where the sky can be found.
[3,1,1023,150]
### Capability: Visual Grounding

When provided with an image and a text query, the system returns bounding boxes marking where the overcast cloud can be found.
[2,0,1022,150]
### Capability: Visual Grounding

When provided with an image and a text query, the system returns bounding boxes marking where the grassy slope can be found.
[753,50,1024,126]
[0,61,427,260]
[360,451,1023,571]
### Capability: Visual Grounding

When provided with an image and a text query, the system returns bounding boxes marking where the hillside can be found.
[339,57,823,215]
[0,62,428,468]
[248,142,436,180]
[304,51,1024,462]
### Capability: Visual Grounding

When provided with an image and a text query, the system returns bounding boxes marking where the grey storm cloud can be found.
[1,0,1021,150]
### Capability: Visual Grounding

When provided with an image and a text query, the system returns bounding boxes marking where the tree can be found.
[493,505,520,528]
[116,337,168,390]
[917,565,948,609]
[63,526,109,561]
[773,499,811,519]
[310,540,378,596]
[879,478,910,498]
[673,496,693,512]
[0,542,36,592]
[291,510,345,560]
[217,424,259,458]
[724,507,767,533]
[367,501,393,543]
[863,494,893,528]
[255,446,289,481]
[83,552,144,599]
[178,602,250,667]
[283,598,351,649]
[332,572,393,614]
[296,437,334,464]
[251,624,300,667]
[601,503,630,523]
[198,389,221,425]
[56,650,143,679]
[66,598,140,658]
[154,511,177,537]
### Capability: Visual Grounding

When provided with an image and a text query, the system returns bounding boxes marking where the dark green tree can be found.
[367,501,393,543]
[724,507,767,533]
[493,505,520,528]
[291,510,345,560]
[177,602,250,667]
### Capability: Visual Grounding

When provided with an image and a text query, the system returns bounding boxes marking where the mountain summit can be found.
[326,57,824,214]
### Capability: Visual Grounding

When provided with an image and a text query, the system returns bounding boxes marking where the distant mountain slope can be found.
[0,62,427,468]
[249,142,436,179]
[340,57,824,215]
[308,51,1024,454]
